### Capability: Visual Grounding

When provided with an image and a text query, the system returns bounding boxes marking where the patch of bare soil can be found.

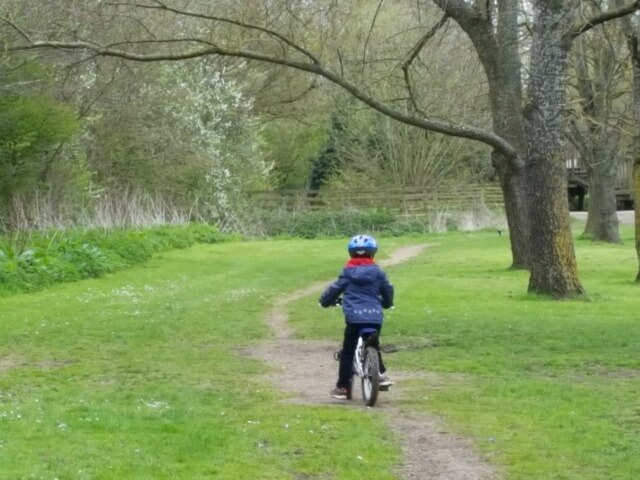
[0,357,22,373]
[0,357,73,373]
[244,244,498,479]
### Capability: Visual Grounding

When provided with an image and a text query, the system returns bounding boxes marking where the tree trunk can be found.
[437,0,531,269]
[572,33,622,243]
[635,160,640,282]
[634,59,640,281]
[492,0,530,270]
[496,156,530,269]
[586,159,621,243]
[634,41,640,282]
[625,18,640,281]
[525,1,584,297]
[583,166,598,235]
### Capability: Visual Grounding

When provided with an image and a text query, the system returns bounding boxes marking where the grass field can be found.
[291,225,640,479]
[1,224,638,479]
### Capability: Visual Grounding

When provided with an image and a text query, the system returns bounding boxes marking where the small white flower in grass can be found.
[142,400,168,409]
[357,455,364,461]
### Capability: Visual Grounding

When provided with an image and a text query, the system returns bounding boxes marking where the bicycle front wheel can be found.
[361,346,380,406]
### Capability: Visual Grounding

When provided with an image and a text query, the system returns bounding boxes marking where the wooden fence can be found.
[249,183,505,215]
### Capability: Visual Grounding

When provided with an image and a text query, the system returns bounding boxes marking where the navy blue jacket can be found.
[320,260,394,325]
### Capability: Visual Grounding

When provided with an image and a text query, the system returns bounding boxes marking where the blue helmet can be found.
[348,234,378,257]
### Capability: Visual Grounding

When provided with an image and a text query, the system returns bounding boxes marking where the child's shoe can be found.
[379,374,394,387]
[330,387,349,399]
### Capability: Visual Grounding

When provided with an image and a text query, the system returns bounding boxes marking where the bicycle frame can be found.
[352,329,377,374]
[352,335,366,377]
[352,328,380,406]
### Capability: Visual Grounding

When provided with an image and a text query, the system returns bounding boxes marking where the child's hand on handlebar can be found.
[318,297,342,308]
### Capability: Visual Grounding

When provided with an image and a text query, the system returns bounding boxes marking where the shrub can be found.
[0,224,226,295]
[240,206,505,238]
[244,208,398,238]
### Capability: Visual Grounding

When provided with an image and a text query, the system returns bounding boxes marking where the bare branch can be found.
[257,79,318,110]
[570,0,640,38]
[401,13,450,116]
[6,36,517,160]
[0,14,33,43]
[362,0,386,76]
[403,14,450,69]
[106,0,323,65]
[432,0,471,16]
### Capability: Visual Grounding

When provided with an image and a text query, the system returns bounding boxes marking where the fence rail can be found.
[250,183,505,214]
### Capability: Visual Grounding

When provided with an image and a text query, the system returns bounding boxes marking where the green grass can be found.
[1,227,639,478]
[0,239,401,479]
[290,226,640,479]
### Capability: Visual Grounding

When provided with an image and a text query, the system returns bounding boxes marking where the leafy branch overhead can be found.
[1,2,517,159]
[4,1,638,162]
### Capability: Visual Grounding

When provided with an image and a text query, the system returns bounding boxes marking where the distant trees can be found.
[0,57,78,220]
[88,59,271,226]
[563,0,640,246]
[0,1,275,229]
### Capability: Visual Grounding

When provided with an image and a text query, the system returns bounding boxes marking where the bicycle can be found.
[332,300,390,407]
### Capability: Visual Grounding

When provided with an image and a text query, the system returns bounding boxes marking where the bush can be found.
[245,208,398,238]
[241,206,505,238]
[0,224,226,295]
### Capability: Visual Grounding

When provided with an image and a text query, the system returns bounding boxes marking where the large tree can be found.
[618,5,640,281]
[4,0,639,296]
[569,25,626,244]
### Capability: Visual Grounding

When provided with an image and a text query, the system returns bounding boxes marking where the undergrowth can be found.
[243,204,505,238]
[0,223,227,295]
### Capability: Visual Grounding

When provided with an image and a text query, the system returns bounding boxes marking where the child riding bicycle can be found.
[319,234,394,399]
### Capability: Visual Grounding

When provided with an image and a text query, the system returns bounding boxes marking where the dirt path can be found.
[245,244,497,479]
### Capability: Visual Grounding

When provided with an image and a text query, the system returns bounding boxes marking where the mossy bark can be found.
[527,155,584,296]
[524,2,584,297]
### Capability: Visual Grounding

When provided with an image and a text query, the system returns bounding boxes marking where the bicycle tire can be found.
[361,346,380,406]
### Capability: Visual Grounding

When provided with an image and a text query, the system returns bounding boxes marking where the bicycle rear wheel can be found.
[361,346,380,406]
